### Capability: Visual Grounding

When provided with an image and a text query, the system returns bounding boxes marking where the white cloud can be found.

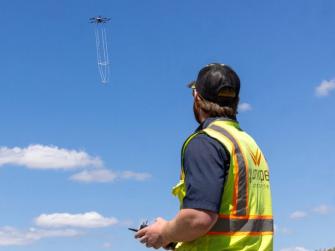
[0,144,151,184]
[103,242,113,249]
[0,226,81,246]
[118,219,133,227]
[35,212,118,228]
[290,211,308,219]
[120,171,152,181]
[70,169,117,183]
[315,79,335,96]
[238,102,252,112]
[70,169,152,183]
[280,247,310,251]
[0,145,102,169]
[313,204,333,215]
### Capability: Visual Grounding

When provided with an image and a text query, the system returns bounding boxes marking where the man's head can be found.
[189,63,240,123]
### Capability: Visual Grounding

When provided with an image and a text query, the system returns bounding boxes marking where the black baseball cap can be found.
[188,63,240,106]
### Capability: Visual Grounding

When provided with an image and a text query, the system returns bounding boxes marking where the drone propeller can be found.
[89,16,111,24]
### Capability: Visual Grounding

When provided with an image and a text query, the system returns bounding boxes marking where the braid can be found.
[197,97,238,117]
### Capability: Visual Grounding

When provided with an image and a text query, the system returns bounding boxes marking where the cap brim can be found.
[187,81,196,89]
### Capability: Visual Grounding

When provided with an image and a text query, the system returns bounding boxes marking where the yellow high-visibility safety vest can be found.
[172,119,273,251]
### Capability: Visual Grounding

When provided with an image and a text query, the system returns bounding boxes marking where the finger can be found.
[135,229,146,239]
[150,238,163,249]
[139,236,147,244]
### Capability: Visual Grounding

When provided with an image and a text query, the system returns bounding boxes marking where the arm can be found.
[165,208,218,242]
[136,134,228,249]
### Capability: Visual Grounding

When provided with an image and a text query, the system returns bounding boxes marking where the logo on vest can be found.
[248,147,262,166]
[247,146,270,188]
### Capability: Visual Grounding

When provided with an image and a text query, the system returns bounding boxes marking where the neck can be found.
[198,110,210,124]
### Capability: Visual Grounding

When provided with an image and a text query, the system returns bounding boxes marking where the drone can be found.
[89,16,111,24]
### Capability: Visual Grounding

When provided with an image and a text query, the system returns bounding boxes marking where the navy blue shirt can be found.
[182,117,231,213]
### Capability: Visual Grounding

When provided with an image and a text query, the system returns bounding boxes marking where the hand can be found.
[135,217,170,249]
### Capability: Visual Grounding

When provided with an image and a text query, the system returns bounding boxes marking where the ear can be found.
[194,95,201,107]
[194,92,202,102]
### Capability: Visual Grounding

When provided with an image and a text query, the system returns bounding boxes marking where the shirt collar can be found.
[195,117,238,132]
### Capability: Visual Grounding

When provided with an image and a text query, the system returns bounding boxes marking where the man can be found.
[135,63,273,250]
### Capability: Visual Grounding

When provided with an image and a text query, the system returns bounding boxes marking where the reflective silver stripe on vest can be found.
[210,218,274,233]
[209,125,247,216]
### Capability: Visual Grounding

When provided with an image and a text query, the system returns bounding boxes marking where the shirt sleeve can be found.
[182,133,229,213]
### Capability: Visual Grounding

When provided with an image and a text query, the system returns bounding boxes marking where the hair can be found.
[196,95,239,118]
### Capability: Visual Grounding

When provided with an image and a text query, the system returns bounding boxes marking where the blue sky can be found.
[0,0,334,250]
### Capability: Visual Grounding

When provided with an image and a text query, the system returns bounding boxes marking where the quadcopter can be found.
[89,16,111,24]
